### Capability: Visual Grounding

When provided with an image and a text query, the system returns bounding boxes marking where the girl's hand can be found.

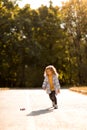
[56,89,60,95]
[58,89,60,93]
[42,87,46,90]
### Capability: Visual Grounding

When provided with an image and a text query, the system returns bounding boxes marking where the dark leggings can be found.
[49,91,57,105]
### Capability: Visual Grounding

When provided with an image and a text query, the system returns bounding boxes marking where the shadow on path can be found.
[26,108,53,116]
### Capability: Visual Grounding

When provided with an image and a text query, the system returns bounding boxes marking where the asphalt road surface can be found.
[0,89,87,130]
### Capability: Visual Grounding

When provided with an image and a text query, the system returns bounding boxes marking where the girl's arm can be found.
[42,77,47,90]
[54,76,60,94]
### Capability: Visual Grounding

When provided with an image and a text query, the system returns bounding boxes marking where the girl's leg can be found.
[49,91,57,108]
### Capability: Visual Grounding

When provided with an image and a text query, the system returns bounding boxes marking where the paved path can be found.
[0,89,87,130]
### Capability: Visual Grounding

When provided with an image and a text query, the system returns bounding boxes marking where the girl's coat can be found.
[42,75,60,94]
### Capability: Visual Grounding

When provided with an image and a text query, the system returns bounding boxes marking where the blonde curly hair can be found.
[44,65,59,77]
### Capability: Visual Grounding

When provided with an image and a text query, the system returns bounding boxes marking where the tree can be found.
[0,0,20,87]
[60,0,87,85]
[0,0,87,88]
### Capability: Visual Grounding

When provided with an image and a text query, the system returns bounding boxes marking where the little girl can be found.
[42,65,60,109]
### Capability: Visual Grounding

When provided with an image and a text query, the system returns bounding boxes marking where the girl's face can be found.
[46,69,53,76]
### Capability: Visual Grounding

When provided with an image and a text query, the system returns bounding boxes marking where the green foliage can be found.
[0,0,87,88]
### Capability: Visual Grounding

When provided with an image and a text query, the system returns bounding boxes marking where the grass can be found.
[70,86,87,95]
[0,86,87,95]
